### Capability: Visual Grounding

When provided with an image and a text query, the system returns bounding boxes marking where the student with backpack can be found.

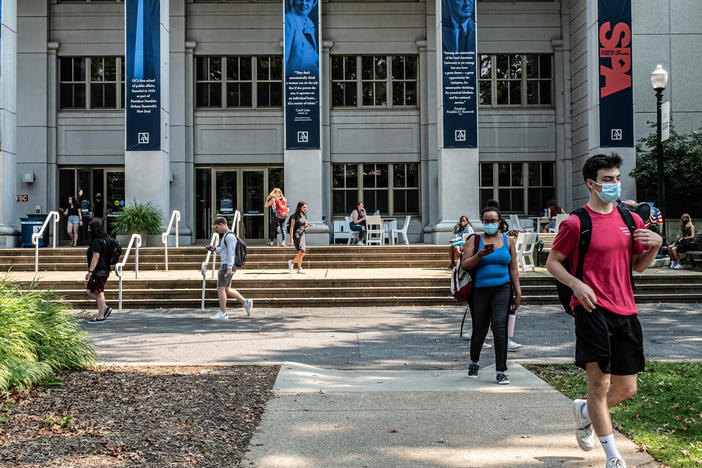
[546,153,662,468]
[460,205,521,385]
[265,188,289,247]
[85,220,114,322]
[206,217,253,320]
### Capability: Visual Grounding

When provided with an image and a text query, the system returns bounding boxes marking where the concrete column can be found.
[124,0,171,223]
[425,0,479,244]
[284,149,329,245]
[553,33,574,211]
[47,41,59,218]
[0,0,18,247]
[166,0,192,243]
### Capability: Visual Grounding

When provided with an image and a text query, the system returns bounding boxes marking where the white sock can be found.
[580,402,590,423]
[599,433,621,461]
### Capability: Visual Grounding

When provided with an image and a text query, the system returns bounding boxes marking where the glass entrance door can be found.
[104,171,125,235]
[242,170,265,240]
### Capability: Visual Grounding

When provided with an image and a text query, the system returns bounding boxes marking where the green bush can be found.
[631,126,702,218]
[111,201,163,236]
[0,279,96,393]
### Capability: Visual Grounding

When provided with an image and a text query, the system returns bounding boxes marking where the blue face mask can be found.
[482,223,499,235]
[593,181,621,203]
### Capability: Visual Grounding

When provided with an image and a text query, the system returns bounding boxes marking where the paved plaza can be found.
[77,302,700,467]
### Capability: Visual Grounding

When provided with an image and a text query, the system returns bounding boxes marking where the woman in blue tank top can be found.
[460,206,522,385]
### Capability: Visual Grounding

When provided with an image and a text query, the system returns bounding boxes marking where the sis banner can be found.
[125,0,161,151]
[441,0,478,148]
[284,0,321,150]
[598,0,633,147]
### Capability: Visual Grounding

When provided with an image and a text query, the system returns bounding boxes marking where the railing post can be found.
[201,276,206,311]
[52,212,58,249]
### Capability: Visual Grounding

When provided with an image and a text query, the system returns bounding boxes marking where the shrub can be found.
[111,201,163,236]
[0,279,96,392]
[631,126,702,218]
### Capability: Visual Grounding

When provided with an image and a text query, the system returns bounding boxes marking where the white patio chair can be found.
[515,232,537,272]
[509,214,522,230]
[392,215,411,245]
[551,213,569,233]
[345,216,360,245]
[365,215,384,246]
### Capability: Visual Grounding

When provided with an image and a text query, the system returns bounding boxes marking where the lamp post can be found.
[650,64,668,240]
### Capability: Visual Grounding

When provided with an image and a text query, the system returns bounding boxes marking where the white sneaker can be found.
[297,269,306,274]
[670,261,677,269]
[572,399,595,451]
[211,311,228,320]
[357,241,364,246]
[674,263,683,269]
[507,338,522,350]
[243,299,253,317]
[606,457,627,468]
[288,260,294,272]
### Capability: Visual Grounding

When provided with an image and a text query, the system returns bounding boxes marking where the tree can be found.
[630,126,702,218]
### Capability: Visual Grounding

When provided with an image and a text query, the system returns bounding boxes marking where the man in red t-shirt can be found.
[547,153,662,468]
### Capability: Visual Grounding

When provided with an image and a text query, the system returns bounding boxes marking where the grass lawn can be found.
[526,361,702,468]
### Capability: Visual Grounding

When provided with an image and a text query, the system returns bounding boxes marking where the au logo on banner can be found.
[598,0,633,147]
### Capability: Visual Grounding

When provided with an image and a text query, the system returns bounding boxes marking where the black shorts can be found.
[574,306,645,375]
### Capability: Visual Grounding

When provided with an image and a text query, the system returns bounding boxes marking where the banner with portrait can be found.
[284,0,321,150]
[598,0,633,147]
[441,0,477,148]
[125,0,161,151]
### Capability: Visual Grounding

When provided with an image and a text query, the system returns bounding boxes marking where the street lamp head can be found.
[650,64,668,91]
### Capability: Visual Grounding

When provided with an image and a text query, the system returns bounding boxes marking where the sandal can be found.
[87,316,106,323]
[103,307,113,319]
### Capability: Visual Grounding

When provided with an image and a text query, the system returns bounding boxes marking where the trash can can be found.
[20,217,45,248]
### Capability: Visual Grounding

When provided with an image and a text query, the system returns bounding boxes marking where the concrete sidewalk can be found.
[243,363,657,467]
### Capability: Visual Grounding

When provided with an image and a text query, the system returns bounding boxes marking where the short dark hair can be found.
[485,199,501,210]
[481,206,501,220]
[212,216,228,226]
[582,153,623,183]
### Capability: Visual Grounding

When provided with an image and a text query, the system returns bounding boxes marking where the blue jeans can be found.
[349,221,366,242]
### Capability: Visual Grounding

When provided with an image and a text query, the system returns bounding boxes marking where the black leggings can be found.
[470,282,511,372]
[270,217,286,243]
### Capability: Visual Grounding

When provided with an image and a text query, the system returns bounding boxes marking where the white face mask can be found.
[592,181,621,203]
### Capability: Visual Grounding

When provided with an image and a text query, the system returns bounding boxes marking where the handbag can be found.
[450,234,480,302]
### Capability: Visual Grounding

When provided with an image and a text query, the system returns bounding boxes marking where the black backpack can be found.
[223,231,247,267]
[555,206,636,316]
[102,237,123,266]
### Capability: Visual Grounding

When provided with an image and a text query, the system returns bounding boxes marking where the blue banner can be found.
[125,0,161,151]
[598,0,633,147]
[284,0,321,150]
[441,0,477,148]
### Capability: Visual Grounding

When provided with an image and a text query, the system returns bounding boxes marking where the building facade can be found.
[0,0,700,247]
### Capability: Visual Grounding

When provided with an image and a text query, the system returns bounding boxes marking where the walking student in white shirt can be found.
[206,217,253,320]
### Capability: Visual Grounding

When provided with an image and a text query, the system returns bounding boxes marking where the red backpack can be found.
[275,199,289,219]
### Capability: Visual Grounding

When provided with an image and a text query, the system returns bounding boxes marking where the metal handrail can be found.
[116,233,142,313]
[162,210,181,271]
[32,211,60,273]
[200,232,220,311]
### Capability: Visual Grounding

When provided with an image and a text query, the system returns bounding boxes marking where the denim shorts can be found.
[68,215,80,225]
[217,264,236,288]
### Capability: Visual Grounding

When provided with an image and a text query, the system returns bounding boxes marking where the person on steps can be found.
[288,201,313,274]
[206,217,253,320]
[85,220,112,323]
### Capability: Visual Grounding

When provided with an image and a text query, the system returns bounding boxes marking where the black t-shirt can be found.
[87,238,110,277]
[66,205,80,217]
[289,212,307,236]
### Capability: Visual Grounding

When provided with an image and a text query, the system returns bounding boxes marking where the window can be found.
[479,54,552,107]
[331,55,418,108]
[332,163,420,215]
[60,57,124,110]
[480,162,555,214]
[196,56,282,109]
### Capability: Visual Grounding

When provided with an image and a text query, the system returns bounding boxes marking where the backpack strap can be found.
[572,208,592,281]
[617,206,637,292]
[222,230,234,248]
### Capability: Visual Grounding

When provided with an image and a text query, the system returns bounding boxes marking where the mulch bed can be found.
[0,365,279,467]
